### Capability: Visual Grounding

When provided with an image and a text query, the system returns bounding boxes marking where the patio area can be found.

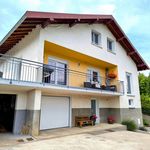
[37,123,126,140]
[1,124,150,150]
[0,123,126,148]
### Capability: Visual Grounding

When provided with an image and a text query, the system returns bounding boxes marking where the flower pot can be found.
[108,120,114,124]
[107,116,115,124]
[108,73,117,79]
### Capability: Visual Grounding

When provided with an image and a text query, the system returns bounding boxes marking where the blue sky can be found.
[0,0,149,75]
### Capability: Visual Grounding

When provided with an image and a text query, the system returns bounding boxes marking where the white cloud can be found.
[79,4,116,14]
[96,4,116,14]
[118,15,140,33]
[18,0,42,11]
[140,69,150,76]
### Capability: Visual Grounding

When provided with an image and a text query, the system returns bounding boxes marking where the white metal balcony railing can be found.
[0,54,124,94]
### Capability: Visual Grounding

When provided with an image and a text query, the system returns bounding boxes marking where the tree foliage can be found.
[139,73,150,115]
[139,73,150,96]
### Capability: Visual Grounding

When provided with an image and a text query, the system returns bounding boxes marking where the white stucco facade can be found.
[0,21,144,134]
[39,23,141,109]
[4,23,141,109]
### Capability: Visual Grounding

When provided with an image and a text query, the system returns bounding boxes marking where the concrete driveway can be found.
[0,131,150,150]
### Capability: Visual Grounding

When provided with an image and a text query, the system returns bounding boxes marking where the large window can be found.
[43,58,67,85]
[91,30,101,46]
[126,72,132,94]
[107,38,115,52]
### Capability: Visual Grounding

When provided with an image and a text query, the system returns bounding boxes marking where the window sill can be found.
[107,49,116,54]
[127,94,135,97]
[129,107,135,109]
[91,43,103,49]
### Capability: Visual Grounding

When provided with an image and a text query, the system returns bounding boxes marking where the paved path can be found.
[0,131,150,150]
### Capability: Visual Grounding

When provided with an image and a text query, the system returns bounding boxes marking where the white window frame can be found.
[128,99,135,108]
[91,30,102,47]
[48,57,68,85]
[107,37,115,53]
[126,72,133,95]
[87,68,101,84]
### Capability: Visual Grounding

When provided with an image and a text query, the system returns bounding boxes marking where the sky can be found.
[0,0,149,75]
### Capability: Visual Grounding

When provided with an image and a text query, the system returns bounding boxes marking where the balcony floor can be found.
[0,78,123,97]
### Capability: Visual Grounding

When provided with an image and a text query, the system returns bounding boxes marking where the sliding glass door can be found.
[47,59,67,85]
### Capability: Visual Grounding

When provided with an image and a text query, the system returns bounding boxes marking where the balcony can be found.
[0,54,124,96]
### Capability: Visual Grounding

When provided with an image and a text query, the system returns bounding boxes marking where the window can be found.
[126,72,132,94]
[107,38,115,52]
[128,99,134,108]
[43,58,67,85]
[87,69,100,83]
[91,30,101,46]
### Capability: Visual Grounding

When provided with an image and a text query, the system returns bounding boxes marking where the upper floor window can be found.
[126,72,132,94]
[91,30,101,46]
[107,38,115,52]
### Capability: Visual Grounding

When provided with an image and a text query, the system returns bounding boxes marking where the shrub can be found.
[143,119,149,127]
[122,120,137,131]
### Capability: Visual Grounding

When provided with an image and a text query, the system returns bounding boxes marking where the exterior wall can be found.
[0,22,143,128]
[13,93,27,134]
[5,26,42,62]
[40,23,142,126]
[26,90,41,136]
[0,90,27,134]
[71,95,121,126]
[44,49,107,87]
[0,89,42,135]
[2,23,141,110]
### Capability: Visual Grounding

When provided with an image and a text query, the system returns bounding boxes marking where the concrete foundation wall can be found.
[120,108,143,126]
[100,108,121,123]
[26,110,41,135]
[71,107,143,127]
[100,108,143,126]
[13,110,26,134]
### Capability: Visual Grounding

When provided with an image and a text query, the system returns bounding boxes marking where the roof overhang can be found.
[0,11,149,71]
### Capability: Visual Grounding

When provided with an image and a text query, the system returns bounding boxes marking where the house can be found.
[0,11,149,136]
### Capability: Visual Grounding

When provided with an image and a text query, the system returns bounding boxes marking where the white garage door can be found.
[40,96,70,130]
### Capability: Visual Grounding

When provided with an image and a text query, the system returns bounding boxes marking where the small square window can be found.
[107,38,115,52]
[128,99,134,108]
[91,30,101,46]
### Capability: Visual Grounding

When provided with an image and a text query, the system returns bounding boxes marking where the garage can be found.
[0,94,16,133]
[40,96,70,130]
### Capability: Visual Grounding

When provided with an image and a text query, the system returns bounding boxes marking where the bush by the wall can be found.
[122,120,137,131]
[141,94,150,115]
[143,119,149,127]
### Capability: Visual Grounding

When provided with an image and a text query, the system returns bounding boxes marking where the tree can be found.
[139,73,150,96]
[139,73,150,115]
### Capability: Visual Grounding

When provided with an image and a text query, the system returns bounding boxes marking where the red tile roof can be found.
[0,11,149,70]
